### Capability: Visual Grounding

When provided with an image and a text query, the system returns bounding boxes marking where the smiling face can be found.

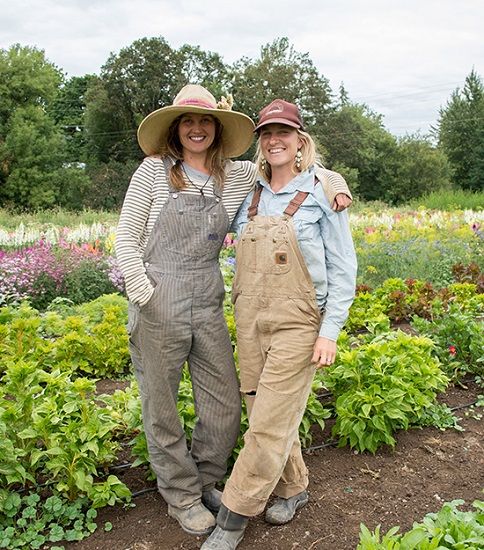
[177,113,217,158]
[259,123,302,173]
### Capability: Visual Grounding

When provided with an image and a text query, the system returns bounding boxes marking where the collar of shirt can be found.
[257,166,316,195]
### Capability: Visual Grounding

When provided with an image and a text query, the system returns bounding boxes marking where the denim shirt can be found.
[231,166,357,341]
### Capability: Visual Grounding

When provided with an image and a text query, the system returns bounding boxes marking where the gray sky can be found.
[2,0,482,136]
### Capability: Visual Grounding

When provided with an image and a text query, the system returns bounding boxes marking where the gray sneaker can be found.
[201,525,246,549]
[168,502,216,535]
[265,490,309,525]
[202,488,222,513]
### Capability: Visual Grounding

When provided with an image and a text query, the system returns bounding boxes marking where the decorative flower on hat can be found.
[217,94,234,111]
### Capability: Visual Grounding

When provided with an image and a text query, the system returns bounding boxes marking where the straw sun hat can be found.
[137,84,255,158]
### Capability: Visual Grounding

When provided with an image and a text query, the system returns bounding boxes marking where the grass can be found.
[356,237,482,288]
[407,188,484,211]
[0,208,120,230]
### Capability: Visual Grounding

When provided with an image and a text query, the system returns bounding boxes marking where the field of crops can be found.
[0,204,483,549]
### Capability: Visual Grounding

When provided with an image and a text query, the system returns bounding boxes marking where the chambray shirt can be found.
[231,166,357,341]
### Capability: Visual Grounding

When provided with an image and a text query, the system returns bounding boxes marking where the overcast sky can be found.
[1,0,482,136]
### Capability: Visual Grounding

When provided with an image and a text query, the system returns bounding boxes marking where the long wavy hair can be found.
[254,127,321,182]
[159,115,226,191]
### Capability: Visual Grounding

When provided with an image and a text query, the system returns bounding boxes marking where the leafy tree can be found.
[85,159,139,210]
[49,74,96,163]
[321,102,400,202]
[0,44,89,210]
[84,76,129,164]
[436,69,484,191]
[178,44,230,97]
[0,105,89,209]
[391,136,452,203]
[0,44,62,132]
[84,37,180,162]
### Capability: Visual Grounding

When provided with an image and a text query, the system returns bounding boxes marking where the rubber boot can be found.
[201,504,249,549]
[265,490,309,525]
[202,487,222,513]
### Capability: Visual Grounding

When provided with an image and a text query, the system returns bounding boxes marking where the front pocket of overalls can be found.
[200,211,225,256]
[236,225,257,273]
[127,301,141,353]
[265,239,292,275]
[290,297,321,326]
[139,270,164,313]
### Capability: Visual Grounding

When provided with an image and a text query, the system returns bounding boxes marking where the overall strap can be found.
[250,176,318,219]
[247,185,263,219]
[283,191,309,217]
[284,175,321,216]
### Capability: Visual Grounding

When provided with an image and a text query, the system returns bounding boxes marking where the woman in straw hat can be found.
[115,85,351,537]
[202,99,357,549]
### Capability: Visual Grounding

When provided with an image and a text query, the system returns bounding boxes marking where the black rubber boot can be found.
[201,504,249,549]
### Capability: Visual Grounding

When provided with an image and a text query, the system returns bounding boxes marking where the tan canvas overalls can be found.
[128,167,241,509]
[222,185,322,517]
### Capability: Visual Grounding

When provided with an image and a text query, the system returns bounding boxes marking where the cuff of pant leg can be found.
[273,476,309,499]
[221,481,267,517]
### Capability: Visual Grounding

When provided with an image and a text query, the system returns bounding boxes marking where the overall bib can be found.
[222,186,321,517]
[128,179,241,509]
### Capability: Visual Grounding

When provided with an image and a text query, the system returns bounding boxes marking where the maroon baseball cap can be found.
[254,99,305,132]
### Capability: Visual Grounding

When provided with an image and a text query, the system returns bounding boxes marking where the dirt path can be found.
[67,381,483,550]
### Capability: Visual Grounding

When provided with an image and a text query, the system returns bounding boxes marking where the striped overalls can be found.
[128,181,241,509]
[222,185,321,516]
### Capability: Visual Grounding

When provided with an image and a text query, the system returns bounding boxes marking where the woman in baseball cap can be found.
[202,99,357,549]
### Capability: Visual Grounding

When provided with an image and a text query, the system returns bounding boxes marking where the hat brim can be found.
[254,118,302,132]
[137,105,255,158]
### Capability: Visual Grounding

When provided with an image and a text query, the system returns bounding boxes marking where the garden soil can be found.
[67,379,483,550]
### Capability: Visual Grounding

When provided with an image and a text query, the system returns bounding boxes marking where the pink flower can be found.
[448,345,457,356]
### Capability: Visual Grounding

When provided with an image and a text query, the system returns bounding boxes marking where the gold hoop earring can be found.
[295,150,302,170]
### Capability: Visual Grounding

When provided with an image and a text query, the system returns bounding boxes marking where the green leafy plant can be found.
[0,295,131,378]
[357,499,484,549]
[0,492,99,549]
[0,361,131,510]
[412,303,484,381]
[323,331,449,453]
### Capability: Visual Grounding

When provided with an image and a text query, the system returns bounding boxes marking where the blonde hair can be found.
[160,115,226,191]
[254,128,321,181]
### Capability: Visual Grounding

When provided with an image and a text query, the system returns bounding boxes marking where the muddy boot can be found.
[202,487,222,513]
[168,501,215,535]
[201,504,248,549]
[265,490,309,525]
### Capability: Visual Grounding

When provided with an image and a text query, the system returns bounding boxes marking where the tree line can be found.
[0,37,482,211]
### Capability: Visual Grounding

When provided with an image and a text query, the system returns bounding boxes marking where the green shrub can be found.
[357,499,484,549]
[62,260,119,305]
[0,296,130,378]
[323,331,449,453]
[0,361,131,507]
[412,304,484,381]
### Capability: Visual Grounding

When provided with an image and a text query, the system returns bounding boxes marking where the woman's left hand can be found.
[311,337,337,368]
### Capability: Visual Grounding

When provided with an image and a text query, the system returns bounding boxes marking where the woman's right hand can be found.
[332,193,352,212]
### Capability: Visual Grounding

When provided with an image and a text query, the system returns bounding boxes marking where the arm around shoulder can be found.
[315,164,353,211]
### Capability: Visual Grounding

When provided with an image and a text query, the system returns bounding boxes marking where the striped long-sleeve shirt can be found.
[115,155,351,306]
